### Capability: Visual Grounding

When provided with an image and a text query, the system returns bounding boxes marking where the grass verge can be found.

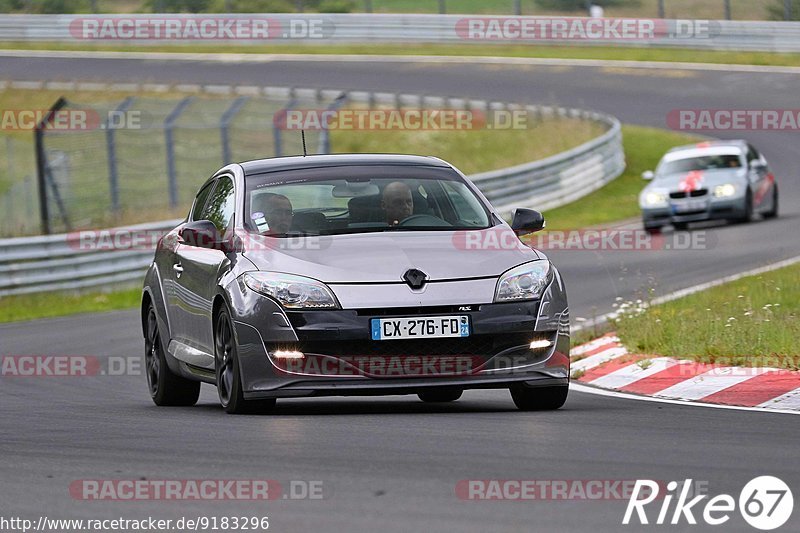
[3,42,800,68]
[0,287,142,323]
[613,263,800,369]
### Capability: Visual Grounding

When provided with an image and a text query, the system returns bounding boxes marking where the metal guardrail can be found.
[1,14,800,52]
[0,87,624,296]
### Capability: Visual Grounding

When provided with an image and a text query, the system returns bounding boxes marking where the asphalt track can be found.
[1,54,799,532]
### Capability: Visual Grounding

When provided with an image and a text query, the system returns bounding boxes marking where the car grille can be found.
[670,189,708,199]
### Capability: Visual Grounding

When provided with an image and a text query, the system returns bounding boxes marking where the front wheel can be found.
[215,308,276,414]
[509,384,568,411]
[418,388,463,403]
[144,306,200,406]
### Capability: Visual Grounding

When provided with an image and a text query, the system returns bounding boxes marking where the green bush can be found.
[767,0,799,20]
[535,0,641,11]
[228,0,295,12]
[317,0,353,13]
[145,0,213,13]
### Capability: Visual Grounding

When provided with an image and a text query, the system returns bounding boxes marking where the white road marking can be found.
[570,346,627,373]
[653,367,761,401]
[571,336,620,356]
[570,382,800,415]
[3,49,800,75]
[758,387,800,410]
[588,357,676,389]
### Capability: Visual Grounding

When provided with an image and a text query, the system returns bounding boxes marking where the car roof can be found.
[666,140,748,155]
[240,153,451,175]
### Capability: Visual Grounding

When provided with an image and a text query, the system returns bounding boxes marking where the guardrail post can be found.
[724,0,731,20]
[34,97,67,235]
[514,0,521,16]
[164,96,193,208]
[319,93,348,154]
[438,0,446,14]
[274,93,297,157]
[364,0,372,13]
[786,0,794,20]
[106,96,134,214]
[220,96,249,165]
[657,0,665,18]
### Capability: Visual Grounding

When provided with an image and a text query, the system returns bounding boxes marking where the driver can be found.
[253,193,293,234]
[381,181,414,226]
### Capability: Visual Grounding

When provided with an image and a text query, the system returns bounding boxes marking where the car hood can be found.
[648,168,746,192]
[242,227,542,283]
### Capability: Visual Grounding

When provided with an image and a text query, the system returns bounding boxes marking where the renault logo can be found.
[403,269,427,289]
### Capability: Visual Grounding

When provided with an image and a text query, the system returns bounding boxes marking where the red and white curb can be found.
[571,334,800,412]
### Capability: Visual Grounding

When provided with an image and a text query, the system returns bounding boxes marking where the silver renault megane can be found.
[141,154,570,414]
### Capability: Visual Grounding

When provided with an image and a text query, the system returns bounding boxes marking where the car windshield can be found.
[244,164,493,236]
[658,154,742,175]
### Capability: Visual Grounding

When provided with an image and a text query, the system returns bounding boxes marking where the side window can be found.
[441,181,484,224]
[201,177,236,234]
[190,182,215,221]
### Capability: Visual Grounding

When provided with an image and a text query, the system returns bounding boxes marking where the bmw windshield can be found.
[657,154,743,176]
[244,165,493,236]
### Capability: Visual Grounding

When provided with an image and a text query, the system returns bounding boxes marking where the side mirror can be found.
[642,170,655,180]
[511,208,546,236]
[749,159,766,170]
[180,220,231,251]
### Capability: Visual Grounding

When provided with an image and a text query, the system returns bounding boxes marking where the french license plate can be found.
[671,199,708,213]
[370,315,470,340]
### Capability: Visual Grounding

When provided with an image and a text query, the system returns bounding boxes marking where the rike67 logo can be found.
[624,477,793,530]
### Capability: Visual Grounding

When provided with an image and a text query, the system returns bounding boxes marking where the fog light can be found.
[273,350,305,359]
[529,339,553,350]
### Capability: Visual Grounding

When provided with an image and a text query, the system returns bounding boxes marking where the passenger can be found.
[253,193,293,234]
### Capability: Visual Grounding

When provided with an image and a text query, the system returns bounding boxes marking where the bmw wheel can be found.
[215,307,276,415]
[144,306,200,406]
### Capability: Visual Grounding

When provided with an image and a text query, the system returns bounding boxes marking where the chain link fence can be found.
[24,90,332,235]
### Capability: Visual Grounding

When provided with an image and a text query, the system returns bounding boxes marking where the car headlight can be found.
[643,191,668,207]
[495,261,551,302]
[713,184,736,198]
[244,272,339,309]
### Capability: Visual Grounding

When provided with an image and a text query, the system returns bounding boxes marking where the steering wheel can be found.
[398,214,452,227]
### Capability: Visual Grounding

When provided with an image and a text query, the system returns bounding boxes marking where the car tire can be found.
[672,222,689,231]
[215,307,276,415]
[418,388,463,403]
[509,384,568,411]
[764,185,779,219]
[644,225,661,235]
[144,305,200,407]
[734,191,754,224]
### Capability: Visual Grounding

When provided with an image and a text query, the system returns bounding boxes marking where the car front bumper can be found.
[642,196,747,227]
[230,283,570,399]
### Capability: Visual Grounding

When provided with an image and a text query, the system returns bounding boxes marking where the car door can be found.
[162,179,216,345]
[173,175,236,360]
[746,145,770,209]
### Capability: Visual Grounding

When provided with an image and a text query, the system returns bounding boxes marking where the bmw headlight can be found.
[244,272,339,309]
[713,184,736,198]
[643,191,668,207]
[495,261,551,302]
